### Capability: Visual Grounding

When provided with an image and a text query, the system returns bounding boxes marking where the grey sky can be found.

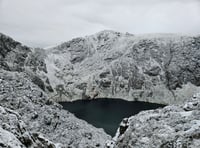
[0,0,200,47]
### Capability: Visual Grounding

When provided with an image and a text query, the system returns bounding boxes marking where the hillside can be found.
[45,30,200,104]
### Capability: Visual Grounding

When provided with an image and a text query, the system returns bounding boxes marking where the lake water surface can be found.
[59,98,165,136]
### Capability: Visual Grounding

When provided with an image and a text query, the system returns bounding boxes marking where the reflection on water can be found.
[59,98,165,136]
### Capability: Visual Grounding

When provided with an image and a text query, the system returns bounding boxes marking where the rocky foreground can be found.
[107,93,200,148]
[0,70,111,147]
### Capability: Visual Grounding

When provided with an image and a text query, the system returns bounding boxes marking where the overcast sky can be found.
[0,0,200,47]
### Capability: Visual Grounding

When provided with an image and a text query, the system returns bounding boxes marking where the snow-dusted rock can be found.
[0,70,111,147]
[0,33,31,72]
[44,30,200,104]
[0,33,53,93]
[108,93,200,148]
[1,31,200,147]
[1,31,200,105]
[0,126,23,148]
[0,106,58,148]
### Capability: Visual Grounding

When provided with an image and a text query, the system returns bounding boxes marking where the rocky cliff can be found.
[45,30,200,104]
[2,31,199,105]
[107,93,200,148]
[0,33,31,71]
[0,33,53,93]
[0,105,58,148]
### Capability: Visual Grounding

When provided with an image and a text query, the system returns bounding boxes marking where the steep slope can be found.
[0,70,111,147]
[0,33,31,71]
[0,105,58,148]
[0,33,53,92]
[107,93,200,148]
[45,30,200,104]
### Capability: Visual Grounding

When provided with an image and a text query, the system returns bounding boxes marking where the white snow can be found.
[179,111,193,117]
[0,127,22,148]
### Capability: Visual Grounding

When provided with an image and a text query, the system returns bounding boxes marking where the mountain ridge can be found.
[43,30,200,105]
[1,31,200,105]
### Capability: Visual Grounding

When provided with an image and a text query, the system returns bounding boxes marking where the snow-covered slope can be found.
[0,105,59,148]
[0,32,112,147]
[0,69,111,147]
[45,30,200,104]
[3,30,199,105]
[0,32,31,71]
[107,93,200,148]
[0,33,53,93]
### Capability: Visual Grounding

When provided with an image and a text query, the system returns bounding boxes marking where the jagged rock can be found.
[144,66,161,76]
[0,106,59,148]
[0,33,30,72]
[44,31,200,104]
[0,33,53,93]
[107,93,200,148]
[0,70,111,147]
[0,126,23,148]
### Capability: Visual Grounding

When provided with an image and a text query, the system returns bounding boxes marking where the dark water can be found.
[59,98,165,136]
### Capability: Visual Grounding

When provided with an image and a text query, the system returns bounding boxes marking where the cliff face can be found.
[2,31,199,105]
[107,93,200,148]
[0,33,31,71]
[0,33,53,93]
[45,30,200,104]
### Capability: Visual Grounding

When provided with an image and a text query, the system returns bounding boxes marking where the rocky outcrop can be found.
[24,48,54,93]
[45,31,200,104]
[0,33,31,71]
[0,105,58,148]
[106,93,200,148]
[0,70,111,147]
[0,33,53,93]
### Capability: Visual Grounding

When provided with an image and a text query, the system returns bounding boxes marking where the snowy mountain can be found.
[1,30,200,105]
[1,31,200,147]
[45,30,200,104]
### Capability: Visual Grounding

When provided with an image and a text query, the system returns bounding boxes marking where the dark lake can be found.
[59,98,165,136]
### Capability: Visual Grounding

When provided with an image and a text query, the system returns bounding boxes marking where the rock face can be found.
[0,106,58,148]
[0,33,31,71]
[0,33,53,93]
[2,31,200,105]
[107,93,200,148]
[45,30,200,104]
[0,70,111,147]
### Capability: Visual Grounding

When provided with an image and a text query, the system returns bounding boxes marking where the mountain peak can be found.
[0,32,21,46]
[91,30,134,39]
